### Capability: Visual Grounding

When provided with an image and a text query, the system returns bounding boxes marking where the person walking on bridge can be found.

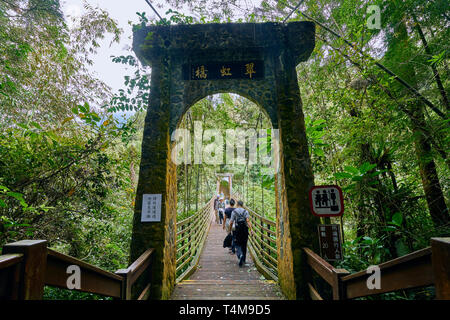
[213,195,220,224]
[230,200,251,267]
[223,198,236,254]
[218,198,225,224]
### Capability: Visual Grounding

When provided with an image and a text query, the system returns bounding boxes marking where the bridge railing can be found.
[246,206,278,281]
[305,237,450,300]
[232,193,278,282]
[175,196,214,282]
[0,239,154,300]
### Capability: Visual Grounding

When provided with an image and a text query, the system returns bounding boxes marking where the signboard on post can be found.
[141,194,162,222]
[309,185,344,217]
[317,224,342,261]
[183,61,264,80]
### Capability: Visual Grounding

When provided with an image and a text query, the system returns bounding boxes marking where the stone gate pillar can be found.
[274,26,321,298]
[128,54,178,299]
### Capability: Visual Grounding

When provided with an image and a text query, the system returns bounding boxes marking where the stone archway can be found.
[129,22,320,300]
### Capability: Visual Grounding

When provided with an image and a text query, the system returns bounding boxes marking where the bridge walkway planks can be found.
[171,218,284,300]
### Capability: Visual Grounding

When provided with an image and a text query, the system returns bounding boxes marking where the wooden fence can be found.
[0,240,154,300]
[305,237,450,300]
[175,196,214,282]
[247,206,278,281]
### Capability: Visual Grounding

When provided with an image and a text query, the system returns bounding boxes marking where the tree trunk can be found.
[411,103,449,227]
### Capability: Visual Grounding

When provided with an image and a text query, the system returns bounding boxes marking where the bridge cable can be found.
[144,0,164,22]
[282,0,305,23]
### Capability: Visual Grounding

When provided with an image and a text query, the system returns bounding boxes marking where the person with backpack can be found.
[230,200,252,267]
[223,198,236,254]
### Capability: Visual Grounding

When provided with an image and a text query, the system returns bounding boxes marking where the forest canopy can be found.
[0,0,448,300]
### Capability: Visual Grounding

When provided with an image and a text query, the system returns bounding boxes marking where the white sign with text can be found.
[141,194,162,222]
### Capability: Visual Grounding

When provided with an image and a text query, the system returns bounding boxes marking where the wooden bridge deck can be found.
[171,218,285,300]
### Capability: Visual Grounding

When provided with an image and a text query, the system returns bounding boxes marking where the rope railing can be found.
[232,193,278,281]
[175,195,215,282]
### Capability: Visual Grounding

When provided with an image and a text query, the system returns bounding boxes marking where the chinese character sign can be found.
[309,185,344,217]
[185,61,264,80]
[195,65,208,79]
[141,194,162,222]
[318,224,342,261]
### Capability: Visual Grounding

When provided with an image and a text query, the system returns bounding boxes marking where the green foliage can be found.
[305,117,329,157]
[0,0,141,300]
[334,162,384,193]
[1,0,448,301]
[43,287,112,300]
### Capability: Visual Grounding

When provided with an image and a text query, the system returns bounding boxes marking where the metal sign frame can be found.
[309,185,344,217]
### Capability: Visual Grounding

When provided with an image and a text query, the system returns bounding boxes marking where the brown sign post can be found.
[317,224,342,261]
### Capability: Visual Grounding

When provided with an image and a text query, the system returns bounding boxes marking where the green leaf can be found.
[395,239,409,257]
[6,192,23,201]
[71,106,79,115]
[359,162,376,174]
[383,226,397,232]
[344,166,359,175]
[334,172,352,179]
[362,236,373,244]
[314,148,325,157]
[391,212,403,227]
[30,121,42,130]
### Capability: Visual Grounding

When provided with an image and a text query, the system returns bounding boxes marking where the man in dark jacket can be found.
[230,200,252,267]
[223,198,236,254]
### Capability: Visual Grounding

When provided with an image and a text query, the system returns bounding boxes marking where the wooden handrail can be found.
[0,239,155,300]
[342,247,433,299]
[0,254,23,270]
[46,248,123,298]
[304,247,335,286]
[175,196,214,282]
[116,248,154,285]
[246,206,276,227]
[116,248,154,300]
[304,237,450,300]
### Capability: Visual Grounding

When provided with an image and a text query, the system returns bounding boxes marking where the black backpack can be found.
[235,209,248,229]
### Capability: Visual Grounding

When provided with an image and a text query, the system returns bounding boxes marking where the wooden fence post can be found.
[115,269,131,300]
[431,237,450,300]
[332,268,350,300]
[2,240,47,300]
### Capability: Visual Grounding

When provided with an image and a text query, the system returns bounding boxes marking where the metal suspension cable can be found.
[282,0,305,23]
[144,0,164,21]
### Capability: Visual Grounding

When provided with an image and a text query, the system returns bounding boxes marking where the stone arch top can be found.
[133,21,315,133]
